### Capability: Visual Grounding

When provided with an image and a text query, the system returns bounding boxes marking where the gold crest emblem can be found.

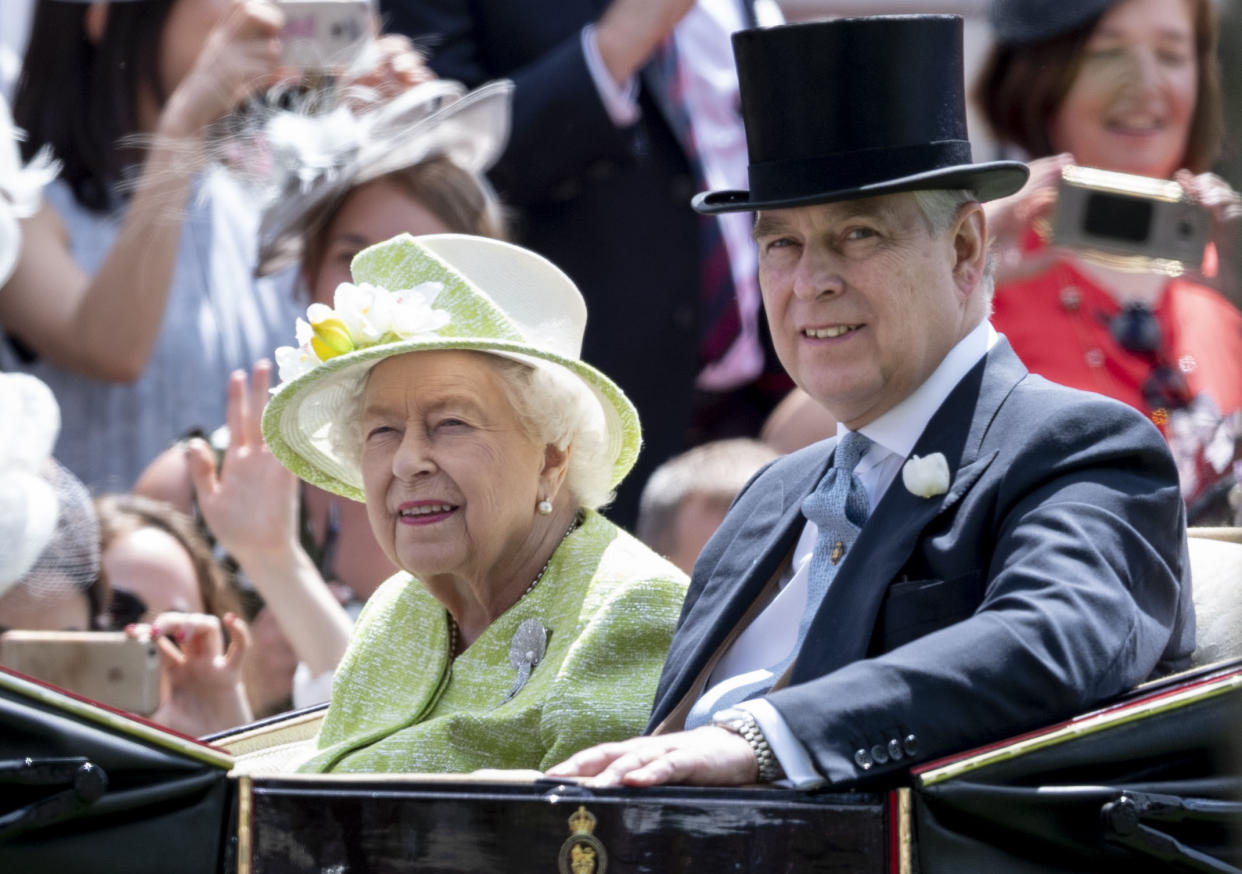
[557,805,607,874]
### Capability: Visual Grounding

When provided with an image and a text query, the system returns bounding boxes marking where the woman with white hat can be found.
[261,232,688,773]
[134,78,515,712]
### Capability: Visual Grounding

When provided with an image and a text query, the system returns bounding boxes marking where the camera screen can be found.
[1083,192,1152,244]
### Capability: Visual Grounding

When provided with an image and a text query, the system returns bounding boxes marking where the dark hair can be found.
[975,0,1223,174]
[300,156,508,288]
[13,0,173,212]
[95,493,240,622]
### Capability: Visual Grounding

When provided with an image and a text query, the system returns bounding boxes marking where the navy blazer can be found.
[647,340,1195,786]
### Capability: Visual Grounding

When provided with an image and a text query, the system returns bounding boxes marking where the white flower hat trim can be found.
[273,280,449,384]
[902,452,951,498]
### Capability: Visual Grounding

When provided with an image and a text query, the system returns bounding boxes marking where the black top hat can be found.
[988,0,1115,46]
[693,15,1028,215]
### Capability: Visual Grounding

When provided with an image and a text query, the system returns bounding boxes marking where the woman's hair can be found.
[300,156,508,287]
[94,493,240,621]
[13,0,173,212]
[331,352,615,510]
[489,356,614,511]
[975,0,1223,173]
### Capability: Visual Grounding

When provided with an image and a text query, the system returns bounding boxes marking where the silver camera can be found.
[1051,165,1210,266]
[278,0,372,71]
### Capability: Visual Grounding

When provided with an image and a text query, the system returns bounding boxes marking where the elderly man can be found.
[548,15,1194,789]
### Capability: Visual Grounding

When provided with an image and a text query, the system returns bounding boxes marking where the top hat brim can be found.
[692,160,1029,215]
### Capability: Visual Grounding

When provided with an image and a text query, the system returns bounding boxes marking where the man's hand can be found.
[545,727,759,787]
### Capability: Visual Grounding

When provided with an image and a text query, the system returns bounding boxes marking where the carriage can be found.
[2,651,1238,873]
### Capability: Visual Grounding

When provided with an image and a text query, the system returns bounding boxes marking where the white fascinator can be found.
[0,93,58,287]
[250,78,513,276]
[0,374,99,602]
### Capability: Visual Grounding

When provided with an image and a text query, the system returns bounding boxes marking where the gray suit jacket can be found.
[647,339,1195,786]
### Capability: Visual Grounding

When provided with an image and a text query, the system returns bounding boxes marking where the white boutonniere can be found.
[902,452,950,498]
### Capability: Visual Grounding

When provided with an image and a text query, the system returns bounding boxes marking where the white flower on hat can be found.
[274,341,319,384]
[390,283,450,338]
[902,452,950,498]
[332,280,448,346]
[272,280,451,385]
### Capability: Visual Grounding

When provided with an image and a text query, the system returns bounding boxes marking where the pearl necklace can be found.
[447,514,581,659]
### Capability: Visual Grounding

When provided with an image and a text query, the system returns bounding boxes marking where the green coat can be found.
[299,510,688,773]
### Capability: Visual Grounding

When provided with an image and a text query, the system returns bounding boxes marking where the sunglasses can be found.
[1108,304,1192,413]
[105,589,150,629]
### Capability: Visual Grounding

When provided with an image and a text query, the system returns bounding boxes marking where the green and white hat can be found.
[261,233,642,501]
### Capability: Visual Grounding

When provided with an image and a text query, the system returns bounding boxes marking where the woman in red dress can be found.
[977,0,1242,523]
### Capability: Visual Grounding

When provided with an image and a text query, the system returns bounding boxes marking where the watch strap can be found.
[712,709,783,783]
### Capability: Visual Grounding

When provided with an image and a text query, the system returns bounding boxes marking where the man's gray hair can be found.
[636,438,779,555]
[328,352,615,510]
[911,188,996,306]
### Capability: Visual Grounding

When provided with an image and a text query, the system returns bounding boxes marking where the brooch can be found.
[502,618,549,703]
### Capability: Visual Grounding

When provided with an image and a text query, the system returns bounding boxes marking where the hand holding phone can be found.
[142,612,254,737]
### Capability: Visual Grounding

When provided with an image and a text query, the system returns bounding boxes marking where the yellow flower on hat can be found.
[272,279,451,386]
[308,307,356,361]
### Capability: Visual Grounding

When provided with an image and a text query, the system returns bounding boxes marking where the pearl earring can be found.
[537,499,553,515]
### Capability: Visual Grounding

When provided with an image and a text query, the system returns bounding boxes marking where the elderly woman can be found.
[976,0,1242,522]
[260,232,688,773]
[135,80,514,715]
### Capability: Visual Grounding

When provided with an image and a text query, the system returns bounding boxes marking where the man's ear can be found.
[949,202,987,298]
[85,3,109,45]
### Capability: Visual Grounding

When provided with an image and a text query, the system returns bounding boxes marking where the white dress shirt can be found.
[711,320,998,787]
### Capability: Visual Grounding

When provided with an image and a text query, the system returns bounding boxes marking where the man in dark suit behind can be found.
[549,15,1194,789]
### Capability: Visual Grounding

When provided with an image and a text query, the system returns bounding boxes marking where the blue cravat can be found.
[685,431,873,728]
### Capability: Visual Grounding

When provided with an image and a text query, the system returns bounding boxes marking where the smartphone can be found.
[278,0,372,71]
[0,631,161,715]
[1052,165,1210,266]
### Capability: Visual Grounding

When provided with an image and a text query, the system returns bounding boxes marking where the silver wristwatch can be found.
[711,707,784,783]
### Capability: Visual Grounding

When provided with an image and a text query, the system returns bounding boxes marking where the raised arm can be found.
[383,0,692,204]
[0,1,284,381]
[188,361,353,678]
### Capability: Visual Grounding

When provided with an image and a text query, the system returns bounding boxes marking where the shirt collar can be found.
[837,320,997,461]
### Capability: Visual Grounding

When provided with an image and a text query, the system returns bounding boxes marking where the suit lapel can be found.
[654,442,832,716]
[790,341,1028,682]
